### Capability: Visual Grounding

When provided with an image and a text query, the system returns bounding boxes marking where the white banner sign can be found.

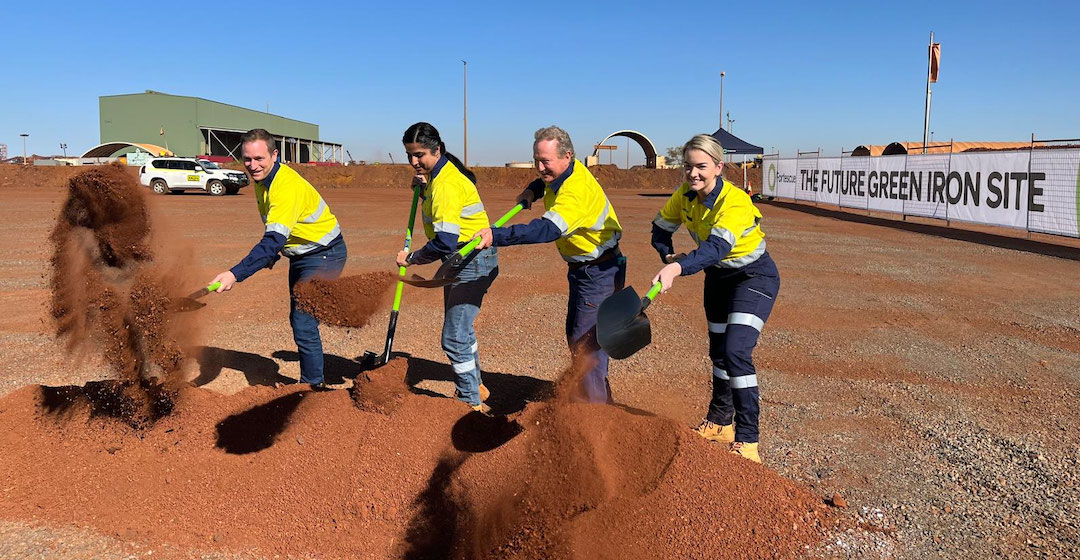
[765,149,1080,238]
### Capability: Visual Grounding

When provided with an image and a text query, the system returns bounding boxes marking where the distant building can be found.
[94,90,342,163]
[0,144,6,160]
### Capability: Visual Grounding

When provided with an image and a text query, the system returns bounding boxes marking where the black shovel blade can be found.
[597,286,652,359]
[399,249,479,288]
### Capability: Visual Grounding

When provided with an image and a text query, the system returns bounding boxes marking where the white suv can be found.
[139,158,249,195]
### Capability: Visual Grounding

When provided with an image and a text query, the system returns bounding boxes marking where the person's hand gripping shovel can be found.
[170,281,222,312]
[400,203,524,288]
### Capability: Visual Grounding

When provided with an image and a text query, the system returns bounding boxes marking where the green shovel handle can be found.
[206,281,222,292]
[392,185,423,311]
[454,203,525,258]
[640,281,662,312]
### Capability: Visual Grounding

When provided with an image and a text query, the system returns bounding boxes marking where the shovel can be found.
[361,183,422,369]
[401,203,524,288]
[596,281,663,359]
[171,281,222,312]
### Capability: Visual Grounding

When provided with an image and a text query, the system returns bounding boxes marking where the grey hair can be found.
[534,126,575,159]
[682,134,725,165]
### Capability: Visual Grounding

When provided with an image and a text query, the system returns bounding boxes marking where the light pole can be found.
[462,60,468,167]
[727,112,734,133]
[719,71,726,130]
[19,134,28,165]
[60,143,67,157]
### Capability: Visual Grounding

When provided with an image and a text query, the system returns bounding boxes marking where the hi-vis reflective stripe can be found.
[452,360,476,374]
[589,200,611,230]
[711,227,736,246]
[708,321,727,333]
[461,202,485,217]
[712,366,730,380]
[729,374,758,389]
[281,224,342,257]
[563,231,621,262]
[469,341,479,354]
[653,212,680,232]
[543,210,570,234]
[301,199,327,223]
[434,222,461,235]
[713,240,766,269]
[266,222,290,236]
[728,312,765,332]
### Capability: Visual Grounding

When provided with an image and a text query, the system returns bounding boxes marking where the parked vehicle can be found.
[139,157,249,195]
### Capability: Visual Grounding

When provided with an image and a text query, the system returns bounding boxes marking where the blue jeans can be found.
[566,252,626,404]
[443,247,499,406]
[288,237,347,384]
[704,252,779,443]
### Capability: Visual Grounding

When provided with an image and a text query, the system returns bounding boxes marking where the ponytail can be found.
[402,122,476,184]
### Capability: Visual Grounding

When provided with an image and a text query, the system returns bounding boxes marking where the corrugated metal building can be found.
[99,90,342,163]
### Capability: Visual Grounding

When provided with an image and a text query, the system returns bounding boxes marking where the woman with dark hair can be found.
[396,122,499,413]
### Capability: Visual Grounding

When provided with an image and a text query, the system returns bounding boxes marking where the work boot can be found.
[469,402,492,415]
[730,441,761,463]
[479,383,490,402]
[694,419,735,444]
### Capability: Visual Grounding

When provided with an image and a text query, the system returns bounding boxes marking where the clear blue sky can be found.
[2,0,1078,165]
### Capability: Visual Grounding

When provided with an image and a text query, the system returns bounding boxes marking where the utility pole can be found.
[60,143,67,157]
[19,133,28,165]
[719,71,726,130]
[727,112,734,133]
[462,60,468,167]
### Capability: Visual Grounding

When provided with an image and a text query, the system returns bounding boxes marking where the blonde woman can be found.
[651,134,780,463]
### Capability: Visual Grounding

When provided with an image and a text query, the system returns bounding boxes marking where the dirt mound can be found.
[350,357,409,413]
[47,164,198,425]
[293,272,395,328]
[0,355,833,559]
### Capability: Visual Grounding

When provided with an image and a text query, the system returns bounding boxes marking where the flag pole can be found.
[922,31,934,154]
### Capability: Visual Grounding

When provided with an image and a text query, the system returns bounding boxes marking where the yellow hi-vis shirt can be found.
[255,163,341,257]
[653,180,766,269]
[421,157,490,243]
[542,160,622,262]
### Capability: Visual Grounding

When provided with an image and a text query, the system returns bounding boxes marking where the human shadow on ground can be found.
[763,199,1080,262]
[215,392,306,454]
[400,354,553,416]
[191,346,294,388]
[270,350,363,385]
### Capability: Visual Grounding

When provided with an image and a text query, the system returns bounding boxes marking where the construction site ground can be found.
[1,164,1078,559]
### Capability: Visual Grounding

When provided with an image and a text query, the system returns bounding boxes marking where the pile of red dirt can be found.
[293,271,395,328]
[0,357,835,559]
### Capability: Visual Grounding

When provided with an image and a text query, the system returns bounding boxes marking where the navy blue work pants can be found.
[288,238,347,385]
[566,253,626,403]
[704,252,780,443]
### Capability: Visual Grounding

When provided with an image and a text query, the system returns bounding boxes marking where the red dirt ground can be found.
[1,164,1079,558]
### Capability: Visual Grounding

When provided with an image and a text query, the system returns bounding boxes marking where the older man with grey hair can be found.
[474,126,625,403]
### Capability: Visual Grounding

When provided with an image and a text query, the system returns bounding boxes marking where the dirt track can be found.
[1,165,1079,558]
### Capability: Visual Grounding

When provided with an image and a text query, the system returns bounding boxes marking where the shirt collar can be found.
[683,180,724,209]
[546,159,575,193]
[430,155,448,180]
[262,161,281,187]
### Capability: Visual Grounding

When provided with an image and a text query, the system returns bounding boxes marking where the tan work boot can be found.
[694,419,735,444]
[479,383,490,402]
[469,402,492,415]
[730,441,761,463]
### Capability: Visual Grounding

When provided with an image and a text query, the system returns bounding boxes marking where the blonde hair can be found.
[682,134,725,165]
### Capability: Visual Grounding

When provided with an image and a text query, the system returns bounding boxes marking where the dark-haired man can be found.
[209,128,346,389]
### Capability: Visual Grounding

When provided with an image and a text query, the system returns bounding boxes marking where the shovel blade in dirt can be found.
[171,281,221,313]
[401,203,523,289]
[597,282,662,360]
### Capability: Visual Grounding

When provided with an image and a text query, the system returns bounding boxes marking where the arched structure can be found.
[591,130,660,168]
[82,142,173,158]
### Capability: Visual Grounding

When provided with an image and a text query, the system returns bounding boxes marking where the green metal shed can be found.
[99,90,342,163]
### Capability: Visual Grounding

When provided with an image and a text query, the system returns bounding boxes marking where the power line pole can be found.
[719,70,726,130]
[462,60,468,167]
